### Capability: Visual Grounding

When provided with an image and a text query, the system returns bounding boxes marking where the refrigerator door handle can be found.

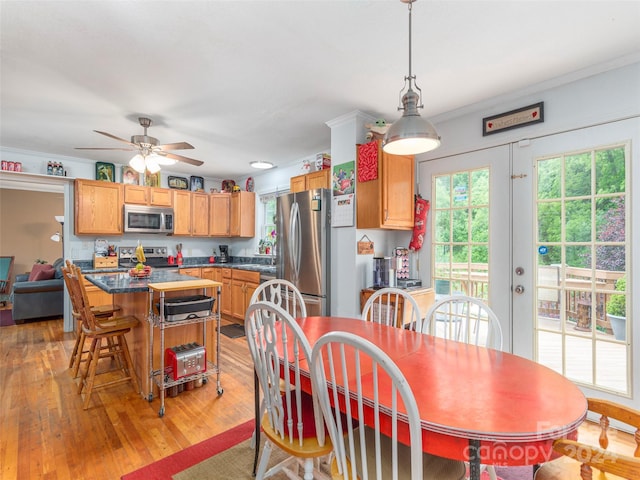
[289,201,301,282]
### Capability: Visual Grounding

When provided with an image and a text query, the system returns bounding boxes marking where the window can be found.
[258,193,278,254]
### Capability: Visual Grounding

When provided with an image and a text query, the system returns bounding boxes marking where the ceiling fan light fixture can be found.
[145,155,161,174]
[250,161,274,170]
[154,154,177,166]
[382,0,441,156]
[129,154,146,173]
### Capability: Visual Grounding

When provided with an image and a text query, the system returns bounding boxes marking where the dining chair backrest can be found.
[310,330,466,480]
[250,279,307,318]
[421,295,503,350]
[245,301,325,448]
[361,287,423,331]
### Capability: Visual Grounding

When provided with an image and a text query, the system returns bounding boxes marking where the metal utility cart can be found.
[147,279,223,417]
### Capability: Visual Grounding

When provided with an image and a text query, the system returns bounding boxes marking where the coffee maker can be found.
[219,245,229,263]
[372,257,394,288]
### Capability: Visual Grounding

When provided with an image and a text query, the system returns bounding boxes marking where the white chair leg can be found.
[487,465,498,480]
[255,440,273,480]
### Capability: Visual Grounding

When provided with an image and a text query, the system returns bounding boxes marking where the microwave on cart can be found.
[123,204,174,234]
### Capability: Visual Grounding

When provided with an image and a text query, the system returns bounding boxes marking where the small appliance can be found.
[218,245,229,263]
[165,342,207,381]
[372,257,394,288]
[123,204,174,234]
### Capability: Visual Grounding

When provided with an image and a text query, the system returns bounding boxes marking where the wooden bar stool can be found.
[67,264,140,410]
[62,261,122,378]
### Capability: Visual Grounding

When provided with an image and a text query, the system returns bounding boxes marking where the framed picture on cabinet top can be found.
[144,169,161,187]
[168,176,189,190]
[96,162,115,182]
[190,175,204,192]
[122,165,140,185]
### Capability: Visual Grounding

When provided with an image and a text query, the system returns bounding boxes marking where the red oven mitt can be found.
[409,195,429,252]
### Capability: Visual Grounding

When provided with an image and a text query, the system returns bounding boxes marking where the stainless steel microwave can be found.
[123,204,174,234]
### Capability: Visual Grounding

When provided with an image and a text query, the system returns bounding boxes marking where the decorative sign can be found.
[332,194,354,227]
[357,235,374,255]
[483,102,544,136]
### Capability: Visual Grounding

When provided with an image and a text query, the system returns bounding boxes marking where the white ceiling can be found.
[2,1,639,179]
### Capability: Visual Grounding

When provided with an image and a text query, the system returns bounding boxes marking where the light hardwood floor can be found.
[1,318,636,480]
[0,317,255,480]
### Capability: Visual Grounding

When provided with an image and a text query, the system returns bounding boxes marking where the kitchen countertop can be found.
[85,270,199,294]
[79,262,276,275]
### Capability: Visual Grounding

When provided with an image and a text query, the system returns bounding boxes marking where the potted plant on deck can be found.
[606,275,626,341]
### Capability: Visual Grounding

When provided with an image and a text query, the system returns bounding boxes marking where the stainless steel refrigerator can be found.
[276,188,331,316]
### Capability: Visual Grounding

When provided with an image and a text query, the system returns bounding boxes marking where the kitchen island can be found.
[85,270,222,401]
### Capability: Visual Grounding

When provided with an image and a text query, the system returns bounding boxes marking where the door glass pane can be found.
[433,168,489,303]
[535,144,629,394]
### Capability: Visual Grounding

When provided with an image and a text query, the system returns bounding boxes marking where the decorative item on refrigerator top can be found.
[159,295,214,321]
[165,343,206,381]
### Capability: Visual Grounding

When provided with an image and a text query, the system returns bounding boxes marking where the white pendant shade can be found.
[129,154,146,173]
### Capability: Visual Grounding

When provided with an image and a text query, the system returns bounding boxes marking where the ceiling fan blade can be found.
[75,147,136,151]
[94,130,137,147]
[156,142,194,151]
[161,152,204,167]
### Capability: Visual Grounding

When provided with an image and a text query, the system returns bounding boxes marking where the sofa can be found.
[11,258,64,323]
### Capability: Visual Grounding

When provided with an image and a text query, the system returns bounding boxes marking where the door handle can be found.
[514,285,525,294]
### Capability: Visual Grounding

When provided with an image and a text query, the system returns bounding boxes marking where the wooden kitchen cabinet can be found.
[124,185,173,206]
[360,287,435,324]
[172,190,192,235]
[290,169,330,192]
[75,179,123,235]
[209,194,230,237]
[191,192,210,236]
[230,269,260,322]
[179,267,201,277]
[229,191,255,238]
[220,268,233,316]
[356,142,415,230]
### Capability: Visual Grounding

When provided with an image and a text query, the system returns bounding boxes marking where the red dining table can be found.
[263,316,587,480]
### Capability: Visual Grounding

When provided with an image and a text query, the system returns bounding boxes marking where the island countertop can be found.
[85,270,199,294]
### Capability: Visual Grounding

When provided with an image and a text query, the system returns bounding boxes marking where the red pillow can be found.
[28,263,54,281]
[33,268,56,281]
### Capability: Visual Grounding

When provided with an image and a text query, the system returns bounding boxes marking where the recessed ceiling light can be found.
[250,161,274,169]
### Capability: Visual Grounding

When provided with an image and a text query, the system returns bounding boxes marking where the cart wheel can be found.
[202,378,208,384]
[148,393,153,402]
[217,387,224,396]
[158,407,165,417]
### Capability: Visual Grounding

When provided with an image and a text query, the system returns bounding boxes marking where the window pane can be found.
[452,173,469,207]
[434,175,450,208]
[565,153,591,197]
[471,207,488,242]
[595,146,625,194]
[565,199,591,242]
[470,169,489,206]
[537,158,562,199]
[452,209,469,242]
[538,202,561,242]
[595,196,625,243]
[435,210,450,242]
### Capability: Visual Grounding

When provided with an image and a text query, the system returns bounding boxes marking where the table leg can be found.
[468,439,481,480]
[252,371,260,477]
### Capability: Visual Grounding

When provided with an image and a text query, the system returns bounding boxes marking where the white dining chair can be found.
[248,279,308,472]
[250,278,307,318]
[421,294,503,480]
[245,301,332,480]
[310,330,466,480]
[421,294,503,351]
[361,287,423,331]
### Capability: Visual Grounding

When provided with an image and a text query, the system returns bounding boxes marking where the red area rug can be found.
[121,420,254,480]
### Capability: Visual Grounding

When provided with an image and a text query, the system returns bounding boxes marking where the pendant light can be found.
[383,0,441,155]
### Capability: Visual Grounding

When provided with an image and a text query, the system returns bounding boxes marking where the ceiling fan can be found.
[76,117,204,173]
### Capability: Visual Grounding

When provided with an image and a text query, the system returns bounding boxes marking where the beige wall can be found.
[0,189,64,281]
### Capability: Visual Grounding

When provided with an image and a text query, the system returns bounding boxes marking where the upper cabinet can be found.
[124,185,172,207]
[230,191,255,237]
[75,179,123,235]
[172,190,192,235]
[290,169,330,192]
[191,192,209,237]
[356,142,415,230]
[209,194,231,237]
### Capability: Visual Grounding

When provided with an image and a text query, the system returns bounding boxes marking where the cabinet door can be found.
[75,180,123,235]
[124,185,149,205]
[307,169,330,190]
[290,174,307,193]
[230,191,255,238]
[84,279,114,307]
[150,187,173,206]
[230,278,245,320]
[209,194,230,237]
[172,190,192,235]
[191,192,210,236]
[381,151,415,228]
[221,269,232,316]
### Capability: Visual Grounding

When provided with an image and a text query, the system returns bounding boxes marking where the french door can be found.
[419,117,638,402]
